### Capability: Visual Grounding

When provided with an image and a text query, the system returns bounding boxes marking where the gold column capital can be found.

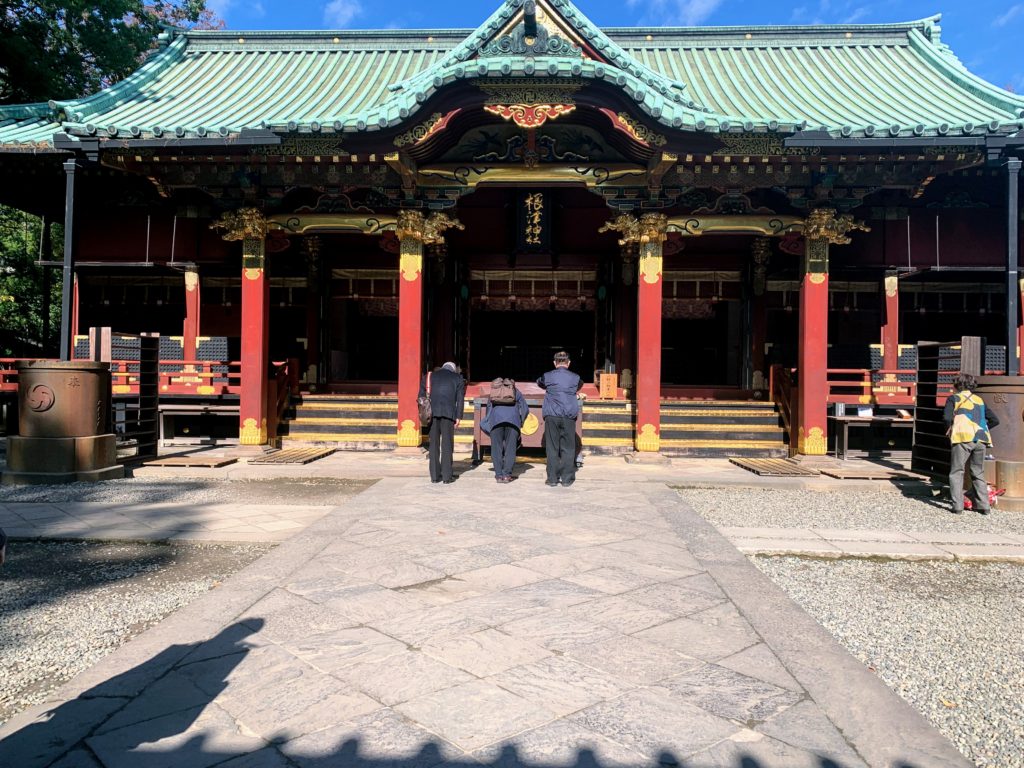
[184,267,199,292]
[210,207,270,241]
[600,212,669,246]
[803,208,870,245]
[395,210,464,246]
[599,214,641,246]
[636,212,669,244]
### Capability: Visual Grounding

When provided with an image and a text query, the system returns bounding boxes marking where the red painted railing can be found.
[769,364,798,456]
[2,358,243,396]
[825,368,918,406]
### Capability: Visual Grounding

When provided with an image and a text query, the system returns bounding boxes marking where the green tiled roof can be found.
[2,0,1022,149]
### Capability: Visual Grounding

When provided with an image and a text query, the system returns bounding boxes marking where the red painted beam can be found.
[396,240,424,447]
[635,247,663,451]
[183,268,200,361]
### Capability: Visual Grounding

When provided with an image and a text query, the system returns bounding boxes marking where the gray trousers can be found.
[949,441,989,511]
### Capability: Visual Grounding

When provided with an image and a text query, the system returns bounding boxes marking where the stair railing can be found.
[769,364,798,456]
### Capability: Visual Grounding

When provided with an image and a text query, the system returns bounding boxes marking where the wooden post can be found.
[303,236,321,385]
[1018,278,1024,375]
[614,244,638,394]
[211,208,270,445]
[881,271,899,376]
[71,273,79,359]
[395,211,463,447]
[183,266,200,361]
[750,238,770,392]
[797,209,869,455]
[600,213,668,452]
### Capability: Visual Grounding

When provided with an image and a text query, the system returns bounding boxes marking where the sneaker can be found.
[561,479,575,487]
[545,481,558,487]
[977,508,991,515]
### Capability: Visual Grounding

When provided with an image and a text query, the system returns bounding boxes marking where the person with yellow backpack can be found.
[943,373,1000,514]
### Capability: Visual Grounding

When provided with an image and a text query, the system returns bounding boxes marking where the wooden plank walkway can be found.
[248,447,335,465]
[819,468,926,481]
[145,456,238,468]
[730,458,821,476]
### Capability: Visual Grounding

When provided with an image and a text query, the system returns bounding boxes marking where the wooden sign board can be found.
[599,373,618,400]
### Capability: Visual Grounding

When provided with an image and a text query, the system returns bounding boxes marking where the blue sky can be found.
[206,0,1024,93]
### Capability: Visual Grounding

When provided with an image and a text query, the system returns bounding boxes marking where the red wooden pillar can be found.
[797,244,829,455]
[881,272,899,374]
[634,214,668,451]
[212,209,270,445]
[395,211,463,447]
[183,266,200,361]
[797,209,869,455]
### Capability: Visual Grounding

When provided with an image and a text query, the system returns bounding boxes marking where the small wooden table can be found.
[830,415,914,460]
[472,397,583,462]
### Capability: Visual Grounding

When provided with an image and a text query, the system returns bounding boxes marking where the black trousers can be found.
[544,416,576,484]
[490,424,519,478]
[428,417,456,482]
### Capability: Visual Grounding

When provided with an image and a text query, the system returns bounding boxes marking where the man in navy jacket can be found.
[536,351,583,487]
[419,362,465,483]
[481,384,531,483]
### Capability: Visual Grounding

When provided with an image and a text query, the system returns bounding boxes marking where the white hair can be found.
[442,362,457,372]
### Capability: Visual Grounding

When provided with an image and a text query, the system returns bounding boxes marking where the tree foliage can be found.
[0,1,223,105]
[0,206,62,356]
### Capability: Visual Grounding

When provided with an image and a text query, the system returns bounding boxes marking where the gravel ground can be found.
[677,486,1024,535]
[0,540,273,726]
[755,557,1024,768]
[0,477,372,506]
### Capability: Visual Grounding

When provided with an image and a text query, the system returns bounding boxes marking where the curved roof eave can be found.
[46,35,189,125]
[61,55,804,140]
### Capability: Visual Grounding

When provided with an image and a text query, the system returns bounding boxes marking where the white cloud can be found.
[993,4,1022,27]
[206,0,236,18]
[640,0,724,26]
[844,6,869,23]
[324,0,363,28]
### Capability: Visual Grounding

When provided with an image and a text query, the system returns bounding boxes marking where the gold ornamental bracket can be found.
[600,213,668,285]
[666,215,804,237]
[210,208,270,241]
[395,210,465,282]
[802,208,871,244]
[395,210,465,246]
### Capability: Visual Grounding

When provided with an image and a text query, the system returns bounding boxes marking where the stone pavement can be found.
[0,473,969,767]
[5,452,1023,563]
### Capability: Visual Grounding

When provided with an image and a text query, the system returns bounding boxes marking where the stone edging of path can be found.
[652,487,973,768]
[719,527,1024,563]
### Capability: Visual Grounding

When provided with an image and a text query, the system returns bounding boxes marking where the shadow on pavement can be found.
[0,616,895,768]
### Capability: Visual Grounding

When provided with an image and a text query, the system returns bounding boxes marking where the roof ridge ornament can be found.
[478,2,583,57]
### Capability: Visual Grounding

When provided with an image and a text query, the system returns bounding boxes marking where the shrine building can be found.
[0,0,1021,458]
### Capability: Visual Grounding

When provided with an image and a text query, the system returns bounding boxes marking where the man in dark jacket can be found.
[944,373,1000,514]
[537,350,583,487]
[419,361,465,483]
[481,384,531,483]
